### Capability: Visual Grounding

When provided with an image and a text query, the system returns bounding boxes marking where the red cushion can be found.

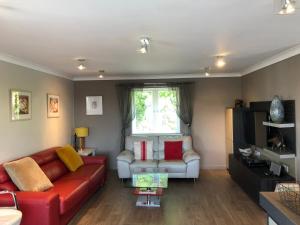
[164,141,183,160]
[62,164,105,190]
[47,179,89,215]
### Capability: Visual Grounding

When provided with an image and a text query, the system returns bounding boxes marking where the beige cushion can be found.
[4,157,53,192]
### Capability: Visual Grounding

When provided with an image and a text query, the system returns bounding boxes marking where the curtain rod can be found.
[117,82,194,87]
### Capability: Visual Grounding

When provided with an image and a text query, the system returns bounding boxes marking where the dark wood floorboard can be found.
[69,170,266,225]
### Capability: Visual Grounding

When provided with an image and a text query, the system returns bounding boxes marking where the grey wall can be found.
[74,81,121,169]
[192,78,242,169]
[0,60,74,163]
[242,54,300,180]
[74,78,242,169]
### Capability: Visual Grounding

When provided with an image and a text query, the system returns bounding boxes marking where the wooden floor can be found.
[69,170,266,225]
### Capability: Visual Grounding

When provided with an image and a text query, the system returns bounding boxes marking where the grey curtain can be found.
[117,85,135,150]
[175,84,194,135]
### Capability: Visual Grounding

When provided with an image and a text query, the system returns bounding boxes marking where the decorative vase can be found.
[270,95,284,123]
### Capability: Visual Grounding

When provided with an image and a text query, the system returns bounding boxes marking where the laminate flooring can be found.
[69,170,266,225]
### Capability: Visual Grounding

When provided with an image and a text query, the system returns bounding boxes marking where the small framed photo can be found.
[86,96,103,115]
[10,89,32,121]
[47,94,60,118]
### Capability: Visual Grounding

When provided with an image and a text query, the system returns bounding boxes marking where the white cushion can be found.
[125,136,158,151]
[158,160,187,173]
[130,160,158,170]
[133,140,153,160]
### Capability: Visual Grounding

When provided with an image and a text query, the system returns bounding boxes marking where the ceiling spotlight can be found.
[98,70,105,78]
[215,56,226,68]
[77,59,86,70]
[137,37,150,54]
[204,67,210,76]
[276,0,296,15]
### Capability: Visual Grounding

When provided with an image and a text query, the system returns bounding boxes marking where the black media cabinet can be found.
[228,154,295,204]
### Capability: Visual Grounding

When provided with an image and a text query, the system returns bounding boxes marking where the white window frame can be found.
[132,87,181,135]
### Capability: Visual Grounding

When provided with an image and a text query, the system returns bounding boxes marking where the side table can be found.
[78,148,96,156]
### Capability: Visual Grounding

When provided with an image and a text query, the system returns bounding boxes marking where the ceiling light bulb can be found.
[215,56,226,68]
[78,64,86,70]
[204,67,210,76]
[139,46,147,54]
[98,70,105,78]
[99,75,103,78]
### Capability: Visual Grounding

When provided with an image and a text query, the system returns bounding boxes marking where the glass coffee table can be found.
[132,168,168,207]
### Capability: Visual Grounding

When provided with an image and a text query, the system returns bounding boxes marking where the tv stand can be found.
[228,154,294,204]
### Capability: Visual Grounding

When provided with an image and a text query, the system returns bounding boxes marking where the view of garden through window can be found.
[132,88,180,134]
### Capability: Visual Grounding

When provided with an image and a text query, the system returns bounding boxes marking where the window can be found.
[132,87,180,134]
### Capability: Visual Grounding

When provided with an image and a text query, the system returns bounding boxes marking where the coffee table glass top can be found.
[132,168,168,188]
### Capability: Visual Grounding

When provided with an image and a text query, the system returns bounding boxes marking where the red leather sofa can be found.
[0,147,107,225]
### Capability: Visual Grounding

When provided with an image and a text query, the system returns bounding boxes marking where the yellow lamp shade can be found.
[75,127,89,137]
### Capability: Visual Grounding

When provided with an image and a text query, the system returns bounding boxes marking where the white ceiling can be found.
[0,0,300,80]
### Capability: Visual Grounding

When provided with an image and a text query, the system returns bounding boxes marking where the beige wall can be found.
[0,60,74,163]
[242,54,300,180]
[192,78,242,169]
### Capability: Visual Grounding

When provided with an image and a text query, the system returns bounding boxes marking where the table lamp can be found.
[75,127,89,151]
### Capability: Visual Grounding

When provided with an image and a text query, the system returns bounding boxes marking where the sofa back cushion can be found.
[0,147,69,191]
[125,136,158,151]
[31,147,69,182]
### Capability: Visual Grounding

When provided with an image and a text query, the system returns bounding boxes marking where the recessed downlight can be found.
[215,56,226,68]
[98,70,105,78]
[204,67,210,76]
[276,0,296,15]
[77,59,86,70]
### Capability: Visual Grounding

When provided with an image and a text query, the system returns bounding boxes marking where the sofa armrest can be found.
[0,191,60,225]
[82,156,107,165]
[117,150,134,163]
[183,150,200,163]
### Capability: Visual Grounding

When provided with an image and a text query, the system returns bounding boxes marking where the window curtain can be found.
[117,85,135,150]
[174,83,194,135]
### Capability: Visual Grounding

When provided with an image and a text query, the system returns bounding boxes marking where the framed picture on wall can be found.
[10,89,32,121]
[47,94,60,118]
[86,96,103,115]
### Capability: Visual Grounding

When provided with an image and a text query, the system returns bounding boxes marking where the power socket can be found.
[282,164,289,173]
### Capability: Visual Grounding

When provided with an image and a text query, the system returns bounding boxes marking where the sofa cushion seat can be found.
[158,160,187,173]
[48,178,89,215]
[130,160,158,170]
[62,164,105,190]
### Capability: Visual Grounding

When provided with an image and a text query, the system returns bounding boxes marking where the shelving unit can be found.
[262,121,295,128]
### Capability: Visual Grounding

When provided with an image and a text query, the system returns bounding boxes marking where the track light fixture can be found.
[77,59,86,70]
[137,37,150,54]
[275,0,296,15]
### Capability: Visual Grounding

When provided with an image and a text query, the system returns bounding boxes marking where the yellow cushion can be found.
[4,157,53,192]
[56,145,84,172]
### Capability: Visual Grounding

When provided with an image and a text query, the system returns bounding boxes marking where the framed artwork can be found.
[10,89,32,121]
[86,96,103,115]
[47,94,60,118]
